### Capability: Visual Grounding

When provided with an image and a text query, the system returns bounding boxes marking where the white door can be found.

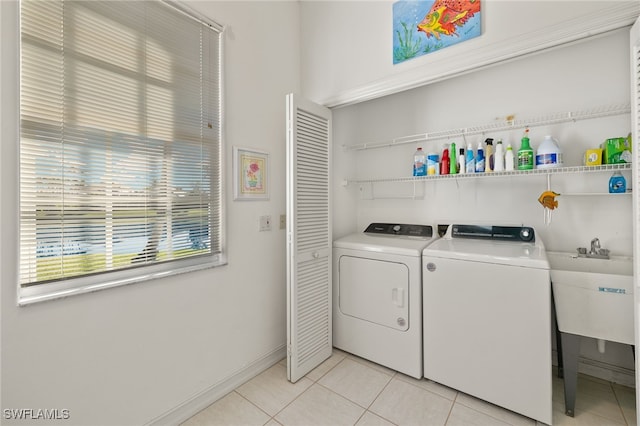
[337,255,410,331]
[286,93,332,382]
[630,16,640,424]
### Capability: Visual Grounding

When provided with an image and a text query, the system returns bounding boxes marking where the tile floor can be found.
[182,349,636,426]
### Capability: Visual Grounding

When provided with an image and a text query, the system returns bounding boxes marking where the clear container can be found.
[413,147,426,176]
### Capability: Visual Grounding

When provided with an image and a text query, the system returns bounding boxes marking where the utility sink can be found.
[547,251,634,345]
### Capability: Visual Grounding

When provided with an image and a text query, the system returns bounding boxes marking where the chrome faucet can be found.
[576,237,609,259]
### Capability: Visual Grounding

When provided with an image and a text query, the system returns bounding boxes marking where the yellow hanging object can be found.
[538,190,560,210]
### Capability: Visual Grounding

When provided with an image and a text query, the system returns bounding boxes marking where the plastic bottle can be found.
[427,152,439,175]
[517,129,534,170]
[485,138,494,172]
[465,143,475,173]
[458,148,466,174]
[440,148,450,175]
[536,135,563,169]
[505,144,515,171]
[494,139,505,172]
[609,172,627,193]
[413,147,426,176]
[475,141,485,173]
[449,142,457,175]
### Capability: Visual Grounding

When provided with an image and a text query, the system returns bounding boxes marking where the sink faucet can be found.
[576,238,609,259]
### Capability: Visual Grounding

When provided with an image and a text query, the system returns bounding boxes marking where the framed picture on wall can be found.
[233,147,269,200]
[393,0,482,64]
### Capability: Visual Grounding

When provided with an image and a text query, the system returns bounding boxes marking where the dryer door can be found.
[338,255,409,331]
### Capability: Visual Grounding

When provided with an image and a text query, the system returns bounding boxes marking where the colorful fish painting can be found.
[417,0,481,40]
[393,0,481,64]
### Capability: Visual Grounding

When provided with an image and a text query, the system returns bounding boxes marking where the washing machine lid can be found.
[423,224,549,269]
[334,224,437,257]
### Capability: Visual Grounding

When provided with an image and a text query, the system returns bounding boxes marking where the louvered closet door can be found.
[286,93,332,382]
[630,16,640,424]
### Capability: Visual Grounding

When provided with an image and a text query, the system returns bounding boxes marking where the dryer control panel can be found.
[451,224,535,242]
[364,223,433,238]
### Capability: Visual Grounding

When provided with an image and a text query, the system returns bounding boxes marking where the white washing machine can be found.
[422,224,552,425]
[333,223,438,379]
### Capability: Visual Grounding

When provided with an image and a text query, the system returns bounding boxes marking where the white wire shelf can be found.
[347,163,632,185]
[561,191,632,196]
[344,103,631,152]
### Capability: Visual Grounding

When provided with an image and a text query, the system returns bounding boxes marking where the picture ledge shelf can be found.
[343,103,631,152]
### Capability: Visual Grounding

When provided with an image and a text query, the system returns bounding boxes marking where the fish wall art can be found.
[393,0,481,64]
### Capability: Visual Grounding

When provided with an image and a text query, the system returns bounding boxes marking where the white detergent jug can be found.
[535,135,563,169]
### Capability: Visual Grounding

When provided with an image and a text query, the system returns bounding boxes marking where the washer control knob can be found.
[392,225,401,233]
[519,227,533,241]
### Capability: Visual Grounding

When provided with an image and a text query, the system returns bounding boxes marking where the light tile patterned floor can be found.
[182,349,636,426]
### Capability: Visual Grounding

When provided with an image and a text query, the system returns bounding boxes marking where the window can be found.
[19,0,224,304]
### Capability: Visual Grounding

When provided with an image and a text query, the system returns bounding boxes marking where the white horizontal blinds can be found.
[632,18,640,311]
[19,1,221,286]
[203,26,222,256]
[20,0,64,284]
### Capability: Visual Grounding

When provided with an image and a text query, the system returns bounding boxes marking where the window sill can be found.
[18,254,227,306]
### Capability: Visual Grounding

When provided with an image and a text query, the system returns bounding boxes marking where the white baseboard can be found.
[553,349,636,388]
[146,345,287,426]
[578,357,636,388]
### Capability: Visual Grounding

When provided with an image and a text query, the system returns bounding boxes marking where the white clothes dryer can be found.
[422,224,552,425]
[333,223,438,379]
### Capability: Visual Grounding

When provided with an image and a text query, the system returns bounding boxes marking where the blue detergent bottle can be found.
[475,141,485,173]
[466,143,475,173]
[609,172,626,193]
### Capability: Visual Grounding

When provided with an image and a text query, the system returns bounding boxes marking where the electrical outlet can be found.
[259,215,272,231]
[280,214,286,230]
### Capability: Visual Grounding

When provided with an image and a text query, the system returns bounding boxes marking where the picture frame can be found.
[233,147,269,200]
[393,0,481,65]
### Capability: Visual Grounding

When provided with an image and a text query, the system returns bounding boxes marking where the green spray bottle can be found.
[517,128,534,170]
[450,142,457,174]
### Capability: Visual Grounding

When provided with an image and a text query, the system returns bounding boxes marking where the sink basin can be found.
[547,251,634,345]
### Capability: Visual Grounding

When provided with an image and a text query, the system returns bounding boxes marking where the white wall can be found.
[0,1,299,425]
[301,0,640,107]
[1,1,637,424]
[333,29,635,377]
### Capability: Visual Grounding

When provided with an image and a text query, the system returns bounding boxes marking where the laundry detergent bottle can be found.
[535,135,563,169]
[485,138,494,172]
[609,172,627,193]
